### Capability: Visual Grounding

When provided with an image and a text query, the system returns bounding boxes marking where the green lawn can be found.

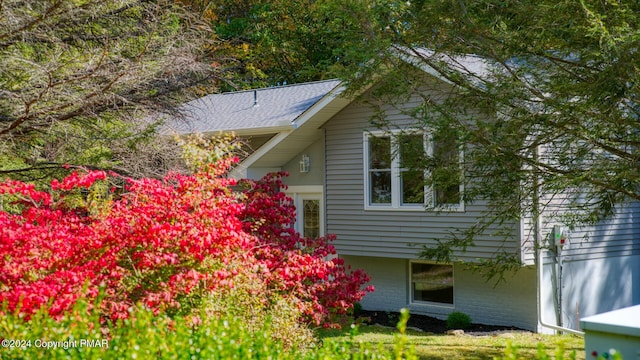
[319,325,585,360]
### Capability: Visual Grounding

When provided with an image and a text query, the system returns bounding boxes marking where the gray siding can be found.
[548,201,640,262]
[324,86,520,262]
[521,195,640,331]
[520,198,640,264]
[322,73,640,332]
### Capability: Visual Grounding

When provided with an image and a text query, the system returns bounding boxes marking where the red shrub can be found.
[239,172,373,325]
[0,160,372,326]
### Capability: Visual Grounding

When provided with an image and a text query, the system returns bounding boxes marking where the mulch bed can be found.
[357,310,529,335]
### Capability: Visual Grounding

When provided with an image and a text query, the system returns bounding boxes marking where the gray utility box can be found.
[580,305,640,359]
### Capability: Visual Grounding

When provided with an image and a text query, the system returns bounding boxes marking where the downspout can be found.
[533,146,584,336]
[322,127,328,238]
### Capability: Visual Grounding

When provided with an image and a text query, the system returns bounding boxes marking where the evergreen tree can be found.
[347,0,640,274]
[0,0,219,180]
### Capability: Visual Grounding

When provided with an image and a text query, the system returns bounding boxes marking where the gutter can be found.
[228,130,293,179]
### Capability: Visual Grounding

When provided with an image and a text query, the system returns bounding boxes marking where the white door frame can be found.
[285,185,324,238]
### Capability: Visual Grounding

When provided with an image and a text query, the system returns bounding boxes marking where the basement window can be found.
[410,262,454,305]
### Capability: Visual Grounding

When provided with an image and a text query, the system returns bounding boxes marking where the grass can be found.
[318,325,585,360]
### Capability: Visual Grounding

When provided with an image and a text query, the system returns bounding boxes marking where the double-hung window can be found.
[364,130,463,210]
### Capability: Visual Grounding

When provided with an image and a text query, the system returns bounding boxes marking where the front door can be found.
[286,187,324,239]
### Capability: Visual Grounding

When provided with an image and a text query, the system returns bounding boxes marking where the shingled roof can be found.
[166,79,342,135]
[159,49,488,177]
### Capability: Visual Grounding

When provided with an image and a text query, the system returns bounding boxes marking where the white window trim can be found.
[363,130,464,212]
[408,260,455,308]
[363,129,425,210]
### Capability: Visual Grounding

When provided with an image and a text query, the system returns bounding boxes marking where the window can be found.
[432,136,462,207]
[364,130,463,210]
[302,199,320,239]
[400,134,427,205]
[368,136,392,204]
[410,262,454,305]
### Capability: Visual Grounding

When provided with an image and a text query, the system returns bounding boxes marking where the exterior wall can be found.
[246,167,281,180]
[343,255,539,331]
[281,137,324,187]
[454,265,538,331]
[521,200,640,264]
[545,201,640,262]
[320,73,640,332]
[540,253,640,332]
[343,256,410,314]
[523,198,640,331]
[244,136,325,184]
[324,82,520,262]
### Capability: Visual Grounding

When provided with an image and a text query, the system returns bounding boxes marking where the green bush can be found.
[1,305,290,359]
[352,302,363,316]
[446,311,472,329]
[0,301,418,359]
[200,271,317,350]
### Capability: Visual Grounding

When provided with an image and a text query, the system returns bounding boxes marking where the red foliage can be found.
[0,159,372,326]
[238,172,373,324]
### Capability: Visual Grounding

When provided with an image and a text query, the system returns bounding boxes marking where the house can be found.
[163,57,640,333]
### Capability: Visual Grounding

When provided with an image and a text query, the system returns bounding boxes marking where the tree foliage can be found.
[169,0,640,274]
[184,0,386,89]
[343,0,640,271]
[0,0,220,180]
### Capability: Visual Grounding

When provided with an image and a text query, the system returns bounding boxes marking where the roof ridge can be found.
[219,79,341,96]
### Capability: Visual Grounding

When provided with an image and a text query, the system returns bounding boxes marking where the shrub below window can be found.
[446,311,472,329]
